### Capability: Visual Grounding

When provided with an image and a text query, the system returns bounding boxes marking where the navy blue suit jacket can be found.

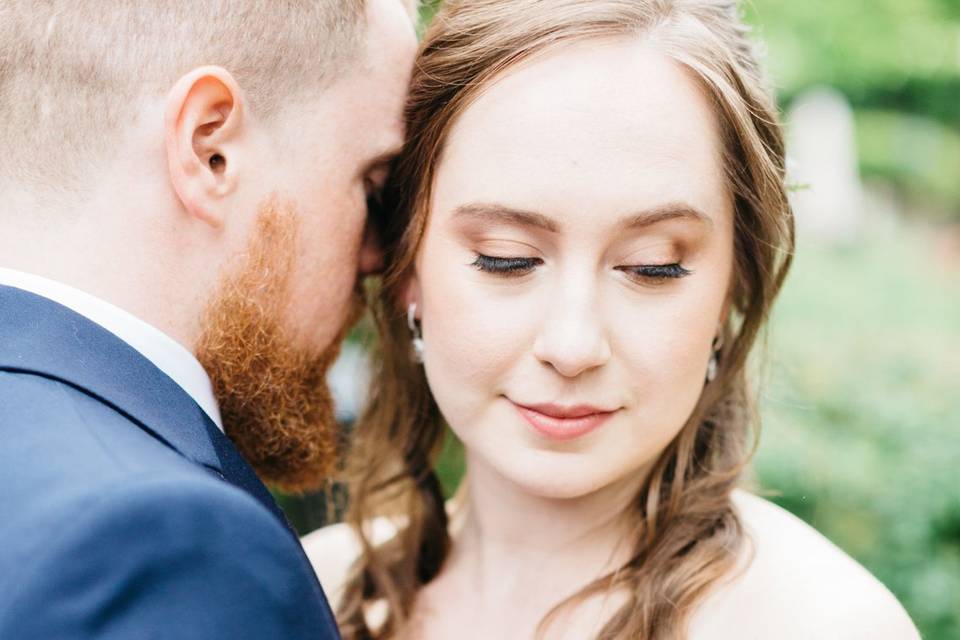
[0,285,340,639]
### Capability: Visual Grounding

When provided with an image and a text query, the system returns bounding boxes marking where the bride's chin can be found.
[520,479,610,501]
[473,450,625,502]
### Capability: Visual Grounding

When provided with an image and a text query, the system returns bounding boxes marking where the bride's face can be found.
[410,38,735,499]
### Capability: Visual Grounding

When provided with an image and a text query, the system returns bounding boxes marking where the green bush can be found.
[855,110,960,220]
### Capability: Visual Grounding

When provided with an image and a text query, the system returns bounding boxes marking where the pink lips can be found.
[512,401,616,441]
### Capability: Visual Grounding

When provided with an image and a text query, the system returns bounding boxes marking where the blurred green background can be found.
[737,3,960,637]
[282,1,959,637]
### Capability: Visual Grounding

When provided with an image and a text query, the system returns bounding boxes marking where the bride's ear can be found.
[720,297,732,327]
[401,275,422,317]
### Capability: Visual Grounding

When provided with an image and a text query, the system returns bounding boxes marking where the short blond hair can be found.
[0,0,366,189]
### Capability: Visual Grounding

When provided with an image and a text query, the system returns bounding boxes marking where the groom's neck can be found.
[0,183,217,354]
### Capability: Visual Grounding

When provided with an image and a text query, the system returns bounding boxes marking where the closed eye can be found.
[471,254,543,275]
[616,263,692,282]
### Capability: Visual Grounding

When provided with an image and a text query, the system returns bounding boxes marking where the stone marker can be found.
[786,86,864,244]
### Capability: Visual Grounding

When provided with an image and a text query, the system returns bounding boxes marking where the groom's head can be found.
[0,0,418,490]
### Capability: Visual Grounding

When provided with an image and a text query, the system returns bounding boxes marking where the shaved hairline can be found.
[0,0,369,192]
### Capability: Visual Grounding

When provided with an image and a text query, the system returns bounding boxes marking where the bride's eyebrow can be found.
[451,203,559,233]
[618,203,714,232]
[450,201,714,233]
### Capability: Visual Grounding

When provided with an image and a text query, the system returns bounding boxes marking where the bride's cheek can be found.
[420,268,538,410]
[425,287,519,379]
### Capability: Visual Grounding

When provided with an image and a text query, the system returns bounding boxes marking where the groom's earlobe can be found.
[164,66,244,228]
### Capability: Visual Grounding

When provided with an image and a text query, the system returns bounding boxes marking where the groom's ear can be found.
[164,66,245,228]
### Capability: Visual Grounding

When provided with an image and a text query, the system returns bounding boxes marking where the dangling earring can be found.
[407,302,425,363]
[706,333,723,383]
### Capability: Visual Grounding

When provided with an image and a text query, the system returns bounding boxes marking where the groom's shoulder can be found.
[0,368,282,544]
[0,372,324,637]
[0,472,320,638]
[0,371,298,583]
[2,365,254,517]
[0,369,199,481]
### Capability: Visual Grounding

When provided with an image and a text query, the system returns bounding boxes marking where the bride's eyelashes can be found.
[471,254,542,274]
[616,263,693,282]
[471,253,693,283]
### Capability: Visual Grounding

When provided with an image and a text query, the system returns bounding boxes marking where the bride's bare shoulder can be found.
[301,522,359,610]
[689,489,919,640]
[301,518,399,611]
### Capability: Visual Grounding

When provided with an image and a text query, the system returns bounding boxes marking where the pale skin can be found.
[304,37,919,639]
[0,0,417,358]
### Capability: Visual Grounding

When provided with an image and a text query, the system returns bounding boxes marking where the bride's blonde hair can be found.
[340,1,794,637]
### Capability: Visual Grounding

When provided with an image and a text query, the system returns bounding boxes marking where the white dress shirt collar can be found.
[0,267,223,432]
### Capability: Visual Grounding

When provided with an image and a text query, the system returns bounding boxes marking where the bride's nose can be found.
[532,278,611,378]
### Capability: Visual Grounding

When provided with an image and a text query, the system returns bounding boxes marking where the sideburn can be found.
[196,200,358,493]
